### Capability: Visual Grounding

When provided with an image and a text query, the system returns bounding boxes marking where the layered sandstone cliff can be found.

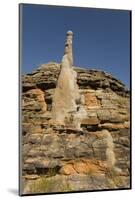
[21,62,130,194]
[21,30,130,195]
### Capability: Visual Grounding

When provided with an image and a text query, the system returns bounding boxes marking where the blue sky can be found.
[20,4,131,88]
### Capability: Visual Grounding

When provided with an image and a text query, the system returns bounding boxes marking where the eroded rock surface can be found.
[21,61,130,194]
[21,31,130,194]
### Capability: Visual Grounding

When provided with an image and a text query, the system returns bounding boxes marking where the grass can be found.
[106,167,123,188]
[45,167,59,177]
[29,176,72,193]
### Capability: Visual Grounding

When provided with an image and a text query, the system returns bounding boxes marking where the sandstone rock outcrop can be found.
[21,62,130,194]
[21,31,130,194]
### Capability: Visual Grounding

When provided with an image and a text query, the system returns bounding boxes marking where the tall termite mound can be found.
[52,31,87,129]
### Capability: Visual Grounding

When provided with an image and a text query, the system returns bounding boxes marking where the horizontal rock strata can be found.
[21,62,130,194]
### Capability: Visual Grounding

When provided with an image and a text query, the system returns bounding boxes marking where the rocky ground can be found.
[21,62,130,194]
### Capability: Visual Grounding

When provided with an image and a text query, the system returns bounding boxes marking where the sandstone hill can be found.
[21,62,130,194]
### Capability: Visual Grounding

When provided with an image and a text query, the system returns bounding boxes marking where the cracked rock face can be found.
[21,62,130,194]
[21,32,130,194]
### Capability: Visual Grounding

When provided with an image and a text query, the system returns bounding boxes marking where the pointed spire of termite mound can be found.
[52,31,87,129]
[63,30,73,66]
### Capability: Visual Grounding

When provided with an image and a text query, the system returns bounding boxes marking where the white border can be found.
[0,0,134,199]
